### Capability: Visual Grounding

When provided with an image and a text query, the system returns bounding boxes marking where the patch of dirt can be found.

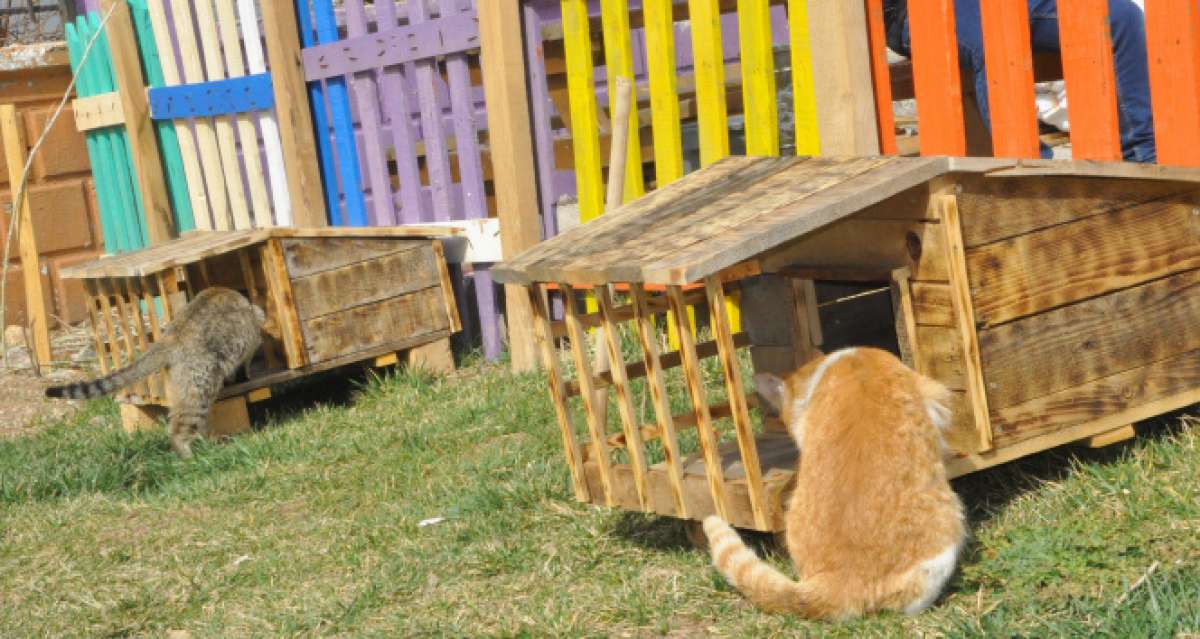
[0,321,97,438]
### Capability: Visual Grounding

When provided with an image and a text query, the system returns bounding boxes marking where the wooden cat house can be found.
[493,154,1200,533]
[61,227,462,436]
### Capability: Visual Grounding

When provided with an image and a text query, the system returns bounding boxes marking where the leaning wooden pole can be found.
[0,105,53,369]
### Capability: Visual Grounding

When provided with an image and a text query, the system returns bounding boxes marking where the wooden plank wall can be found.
[957,175,1200,448]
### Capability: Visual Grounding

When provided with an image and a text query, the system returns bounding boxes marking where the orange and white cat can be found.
[704,347,965,619]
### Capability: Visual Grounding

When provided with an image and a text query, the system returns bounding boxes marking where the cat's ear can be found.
[754,373,786,413]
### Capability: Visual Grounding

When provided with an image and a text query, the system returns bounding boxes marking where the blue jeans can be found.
[888,0,1156,162]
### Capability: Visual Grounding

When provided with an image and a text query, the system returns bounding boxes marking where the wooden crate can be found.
[493,154,1200,532]
[61,227,462,434]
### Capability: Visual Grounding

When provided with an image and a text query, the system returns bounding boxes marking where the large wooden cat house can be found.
[493,155,1200,533]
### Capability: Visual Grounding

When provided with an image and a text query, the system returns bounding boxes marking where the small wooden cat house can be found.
[61,227,462,436]
[493,155,1200,533]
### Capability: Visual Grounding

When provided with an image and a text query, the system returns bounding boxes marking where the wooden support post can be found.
[806,0,880,155]
[631,284,688,517]
[260,0,327,227]
[208,395,251,439]
[0,104,52,368]
[119,403,165,433]
[705,276,769,530]
[561,283,615,506]
[529,284,590,501]
[478,0,542,372]
[261,240,307,368]
[1085,424,1136,449]
[595,285,651,512]
[667,285,730,521]
[939,194,993,452]
[740,273,820,377]
[1145,2,1200,166]
[406,337,455,374]
[99,0,174,244]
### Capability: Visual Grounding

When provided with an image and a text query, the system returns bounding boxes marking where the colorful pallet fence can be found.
[66,7,184,253]
[529,1,810,341]
[866,0,1196,167]
[68,0,326,249]
[296,0,504,359]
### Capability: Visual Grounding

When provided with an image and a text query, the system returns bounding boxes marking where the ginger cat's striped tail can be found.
[45,341,171,399]
[704,516,827,617]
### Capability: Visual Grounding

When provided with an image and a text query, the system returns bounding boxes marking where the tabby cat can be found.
[704,347,965,619]
[46,287,265,458]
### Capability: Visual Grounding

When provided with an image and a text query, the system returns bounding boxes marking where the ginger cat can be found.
[703,347,965,619]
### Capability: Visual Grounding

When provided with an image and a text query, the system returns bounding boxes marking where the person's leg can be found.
[1107,0,1155,162]
[1028,0,1155,162]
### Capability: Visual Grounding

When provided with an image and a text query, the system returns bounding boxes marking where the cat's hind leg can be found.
[166,367,221,458]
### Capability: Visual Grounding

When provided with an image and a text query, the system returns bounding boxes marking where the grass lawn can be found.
[2,357,1199,637]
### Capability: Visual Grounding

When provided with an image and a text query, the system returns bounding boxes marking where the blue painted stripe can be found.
[148,74,275,119]
[311,0,367,226]
[295,0,341,225]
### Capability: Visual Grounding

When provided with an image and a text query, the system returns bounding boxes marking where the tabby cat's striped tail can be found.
[704,516,827,617]
[45,342,170,399]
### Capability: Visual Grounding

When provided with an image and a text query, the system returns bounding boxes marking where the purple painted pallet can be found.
[302,0,501,360]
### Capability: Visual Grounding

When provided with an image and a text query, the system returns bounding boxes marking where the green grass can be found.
[2,357,1200,637]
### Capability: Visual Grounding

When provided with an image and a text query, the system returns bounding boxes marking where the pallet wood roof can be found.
[60,227,459,279]
[493,155,1200,286]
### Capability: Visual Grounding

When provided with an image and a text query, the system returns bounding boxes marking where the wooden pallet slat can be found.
[907,0,966,156]
[595,285,652,512]
[631,284,688,517]
[343,0,395,226]
[667,284,730,521]
[599,0,645,200]
[1056,2,1122,161]
[561,284,615,505]
[979,0,1039,159]
[688,0,731,166]
[787,0,820,156]
[864,0,897,155]
[561,0,606,222]
[1145,1,1200,166]
[643,0,685,186]
[530,285,590,500]
[213,0,273,227]
[738,0,779,156]
[705,276,768,529]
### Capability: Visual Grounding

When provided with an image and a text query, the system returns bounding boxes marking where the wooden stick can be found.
[529,284,590,501]
[596,284,651,512]
[562,283,615,506]
[94,278,123,372]
[631,284,687,517]
[0,104,52,368]
[590,76,634,434]
[237,0,291,225]
[705,276,769,529]
[119,279,154,397]
[667,284,730,520]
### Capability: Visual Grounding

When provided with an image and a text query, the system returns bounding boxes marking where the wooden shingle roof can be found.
[493,155,1200,286]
